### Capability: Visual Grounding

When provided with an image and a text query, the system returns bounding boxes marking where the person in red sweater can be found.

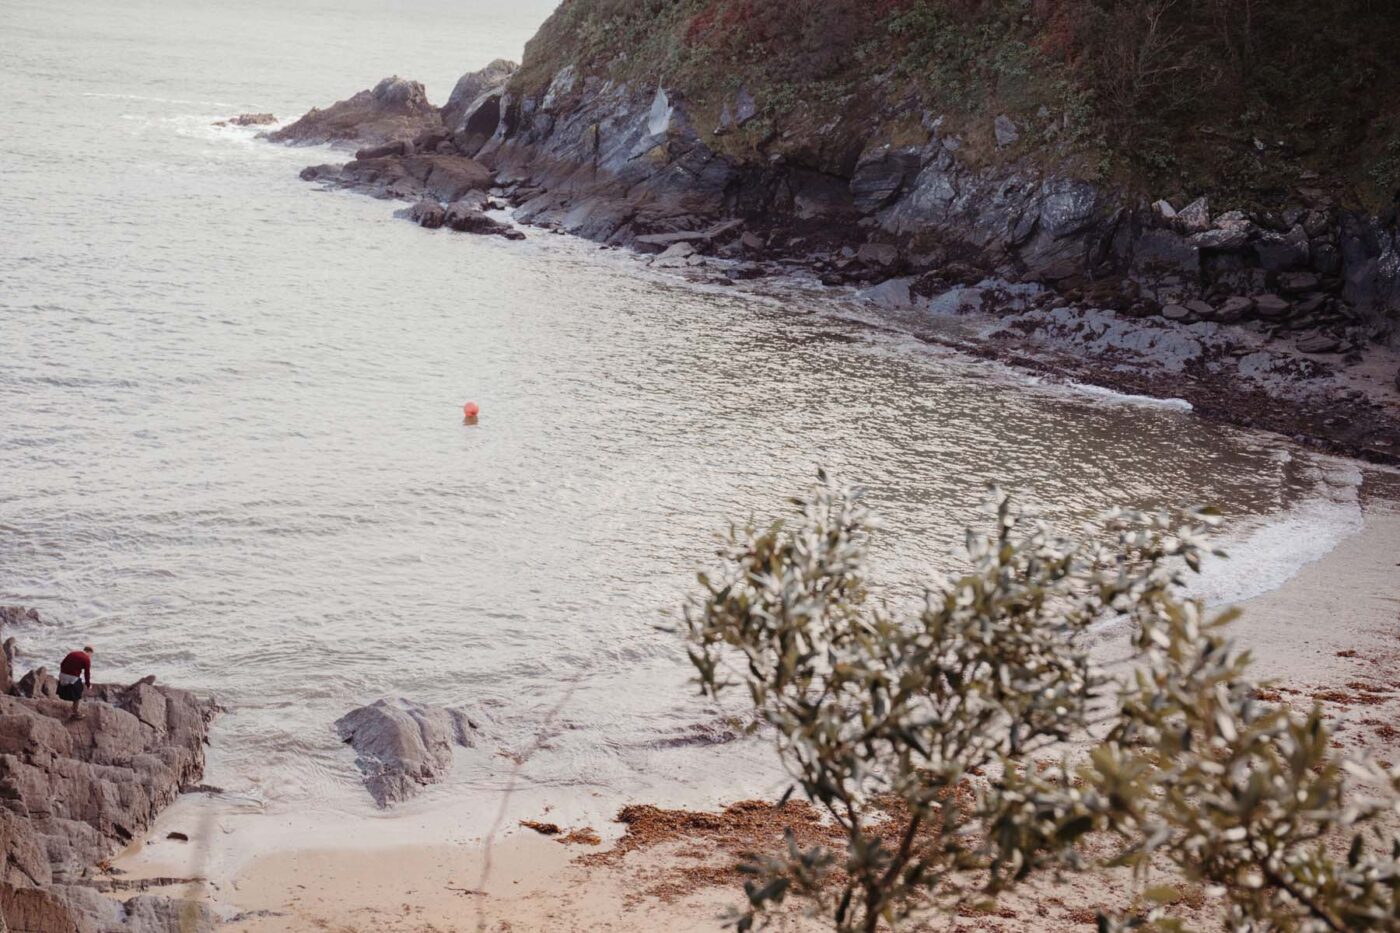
[58,645,94,719]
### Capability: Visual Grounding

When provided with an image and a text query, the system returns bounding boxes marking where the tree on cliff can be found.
[683,474,1400,931]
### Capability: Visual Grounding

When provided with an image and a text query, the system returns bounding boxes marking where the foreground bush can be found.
[683,474,1400,931]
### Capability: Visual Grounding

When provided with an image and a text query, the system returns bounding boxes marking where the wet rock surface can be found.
[334,698,479,807]
[212,112,276,128]
[0,610,218,932]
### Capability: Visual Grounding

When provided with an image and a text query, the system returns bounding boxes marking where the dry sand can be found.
[113,486,1400,932]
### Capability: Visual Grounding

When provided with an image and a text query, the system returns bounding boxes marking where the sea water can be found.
[0,0,1373,845]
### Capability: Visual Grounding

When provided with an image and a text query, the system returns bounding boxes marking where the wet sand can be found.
[114,491,1400,932]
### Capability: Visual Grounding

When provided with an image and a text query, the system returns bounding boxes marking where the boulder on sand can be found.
[267,76,442,147]
[335,698,480,806]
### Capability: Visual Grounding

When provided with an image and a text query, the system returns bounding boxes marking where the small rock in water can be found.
[214,112,276,127]
[406,199,445,230]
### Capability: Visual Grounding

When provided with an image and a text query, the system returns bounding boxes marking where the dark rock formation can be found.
[304,152,492,204]
[212,113,276,127]
[334,698,478,807]
[442,59,517,148]
[0,606,41,629]
[442,201,524,239]
[0,609,218,932]
[404,198,446,229]
[266,76,441,147]
[265,49,1400,459]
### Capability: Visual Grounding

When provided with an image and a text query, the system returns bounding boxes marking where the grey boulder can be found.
[335,698,480,806]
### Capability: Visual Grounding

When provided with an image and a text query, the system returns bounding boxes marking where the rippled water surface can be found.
[0,0,1366,817]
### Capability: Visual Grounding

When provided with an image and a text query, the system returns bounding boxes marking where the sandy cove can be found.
[99,473,1400,933]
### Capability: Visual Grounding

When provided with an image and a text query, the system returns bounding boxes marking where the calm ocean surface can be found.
[0,0,1368,825]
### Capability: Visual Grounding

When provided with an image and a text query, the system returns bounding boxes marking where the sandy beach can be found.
[98,473,1400,933]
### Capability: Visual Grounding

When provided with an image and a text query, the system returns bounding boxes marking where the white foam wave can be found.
[1056,379,1194,411]
[1190,460,1364,606]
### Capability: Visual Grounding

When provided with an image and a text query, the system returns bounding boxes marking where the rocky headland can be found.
[260,1,1400,463]
[0,607,217,933]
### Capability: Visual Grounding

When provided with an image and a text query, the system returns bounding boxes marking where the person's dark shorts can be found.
[57,680,84,702]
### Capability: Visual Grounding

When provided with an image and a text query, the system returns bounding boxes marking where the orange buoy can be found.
[463,401,480,423]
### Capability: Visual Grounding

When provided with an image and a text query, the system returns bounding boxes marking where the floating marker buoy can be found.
[463,401,480,423]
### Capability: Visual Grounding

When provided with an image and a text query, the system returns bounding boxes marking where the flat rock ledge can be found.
[0,607,218,933]
[335,698,479,807]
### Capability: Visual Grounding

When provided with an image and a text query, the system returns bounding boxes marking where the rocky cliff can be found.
[471,0,1400,339]
[265,1,1400,462]
[0,608,217,933]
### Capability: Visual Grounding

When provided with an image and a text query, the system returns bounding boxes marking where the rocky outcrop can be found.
[273,72,523,241]
[266,55,1399,460]
[334,698,479,807]
[268,56,1400,353]
[0,609,218,932]
[469,72,1399,343]
[300,151,492,203]
[442,59,517,143]
[212,113,276,128]
[266,76,441,147]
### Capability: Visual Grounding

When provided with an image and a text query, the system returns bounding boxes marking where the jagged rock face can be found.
[0,611,218,932]
[1341,214,1400,318]
[851,146,922,213]
[442,59,517,137]
[0,689,213,878]
[452,61,1397,339]
[478,76,739,244]
[274,54,1398,343]
[266,75,442,147]
[335,698,479,807]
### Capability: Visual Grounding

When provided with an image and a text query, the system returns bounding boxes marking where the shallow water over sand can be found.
[0,0,1372,826]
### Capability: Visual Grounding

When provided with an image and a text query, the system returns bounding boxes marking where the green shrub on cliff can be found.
[682,475,1400,931]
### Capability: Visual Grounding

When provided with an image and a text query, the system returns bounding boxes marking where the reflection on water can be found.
[0,0,1368,815]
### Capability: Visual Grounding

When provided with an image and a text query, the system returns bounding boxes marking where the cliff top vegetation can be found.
[514,0,1400,212]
